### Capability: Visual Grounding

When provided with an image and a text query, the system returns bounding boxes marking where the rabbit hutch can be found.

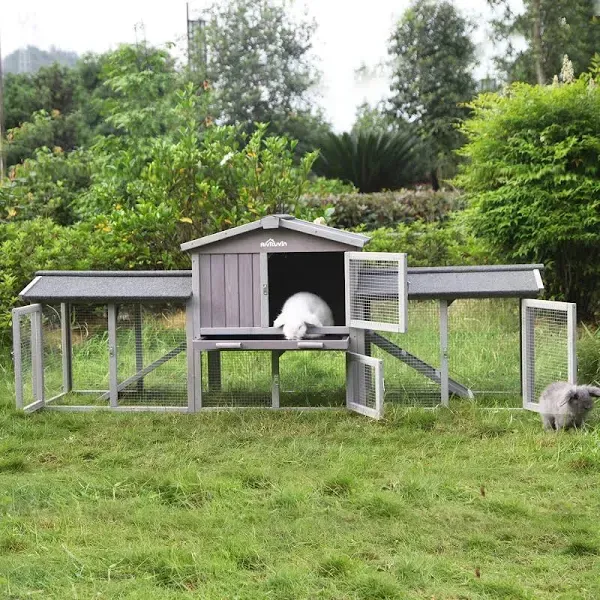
[13,215,577,418]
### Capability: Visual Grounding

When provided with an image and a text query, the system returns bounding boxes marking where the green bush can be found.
[578,325,600,386]
[304,188,464,231]
[312,130,428,192]
[354,216,491,267]
[455,62,600,320]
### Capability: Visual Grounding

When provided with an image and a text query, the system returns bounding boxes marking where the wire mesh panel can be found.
[46,303,112,406]
[201,350,272,408]
[278,351,346,407]
[522,300,576,411]
[41,304,64,402]
[345,252,407,333]
[369,300,441,407]
[12,305,43,411]
[346,352,384,419]
[70,304,110,396]
[449,298,521,406]
[116,303,187,407]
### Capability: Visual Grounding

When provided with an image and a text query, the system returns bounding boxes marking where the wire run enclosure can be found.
[14,215,574,417]
[12,300,190,413]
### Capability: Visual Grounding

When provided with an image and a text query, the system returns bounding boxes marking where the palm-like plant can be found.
[313,130,427,193]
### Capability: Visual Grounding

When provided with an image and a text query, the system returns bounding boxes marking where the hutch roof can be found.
[180,214,371,253]
[20,265,544,302]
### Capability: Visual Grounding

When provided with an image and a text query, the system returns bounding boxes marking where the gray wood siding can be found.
[239,254,254,326]
[252,254,261,326]
[197,253,261,327]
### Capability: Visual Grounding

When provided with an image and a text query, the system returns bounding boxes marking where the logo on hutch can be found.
[260,238,288,248]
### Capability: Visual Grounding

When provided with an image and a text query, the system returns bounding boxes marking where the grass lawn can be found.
[2,301,599,599]
[2,378,600,598]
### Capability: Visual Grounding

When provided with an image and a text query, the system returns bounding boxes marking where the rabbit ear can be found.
[273,314,285,328]
[587,386,600,398]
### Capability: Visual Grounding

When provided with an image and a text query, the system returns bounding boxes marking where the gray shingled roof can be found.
[360,264,544,300]
[19,265,544,303]
[180,214,370,252]
[20,271,192,302]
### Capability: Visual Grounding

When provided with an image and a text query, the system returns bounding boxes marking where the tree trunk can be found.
[430,169,440,191]
[532,0,545,85]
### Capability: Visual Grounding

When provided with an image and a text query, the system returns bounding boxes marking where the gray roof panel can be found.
[20,271,192,302]
[19,264,544,303]
[358,264,544,300]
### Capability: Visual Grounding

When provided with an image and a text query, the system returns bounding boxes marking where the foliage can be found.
[0,146,92,225]
[455,67,600,320]
[388,0,477,187]
[488,0,600,84]
[2,64,91,166]
[351,101,398,135]
[303,188,464,230]
[201,0,324,145]
[313,130,427,193]
[304,177,357,196]
[0,219,95,335]
[354,216,491,266]
[578,324,600,385]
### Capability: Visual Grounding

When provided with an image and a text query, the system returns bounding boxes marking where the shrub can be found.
[578,324,600,385]
[355,216,492,267]
[303,188,464,231]
[455,63,600,320]
[312,129,427,192]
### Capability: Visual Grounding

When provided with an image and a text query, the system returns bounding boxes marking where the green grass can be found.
[2,347,600,599]
[3,306,600,598]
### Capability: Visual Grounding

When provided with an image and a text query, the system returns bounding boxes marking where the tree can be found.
[488,0,600,84]
[201,0,322,143]
[455,59,600,320]
[387,0,477,189]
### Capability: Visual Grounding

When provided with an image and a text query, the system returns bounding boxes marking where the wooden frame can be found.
[344,251,408,333]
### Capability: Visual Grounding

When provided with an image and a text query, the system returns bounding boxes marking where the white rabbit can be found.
[538,381,600,430]
[273,292,334,340]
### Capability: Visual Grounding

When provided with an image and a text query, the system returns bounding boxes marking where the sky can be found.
[1,0,522,132]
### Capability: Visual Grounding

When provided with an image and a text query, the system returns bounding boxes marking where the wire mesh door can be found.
[346,352,384,419]
[521,299,577,411]
[12,304,44,412]
[345,252,407,333]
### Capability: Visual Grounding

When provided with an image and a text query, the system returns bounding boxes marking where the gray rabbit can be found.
[538,381,600,430]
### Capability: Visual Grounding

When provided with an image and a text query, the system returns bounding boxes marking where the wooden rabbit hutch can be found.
[13,215,578,418]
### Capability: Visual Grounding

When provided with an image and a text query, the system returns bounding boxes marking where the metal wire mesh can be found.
[41,304,64,402]
[14,310,35,408]
[70,304,109,395]
[279,351,346,407]
[449,298,521,406]
[116,304,187,407]
[348,258,402,328]
[348,357,378,411]
[369,300,441,406]
[526,306,570,403]
[201,350,271,407]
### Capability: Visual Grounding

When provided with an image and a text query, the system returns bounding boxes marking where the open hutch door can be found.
[521,299,577,411]
[344,252,408,419]
[12,304,45,413]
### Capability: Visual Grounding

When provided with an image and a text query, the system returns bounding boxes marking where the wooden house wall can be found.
[198,253,261,327]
